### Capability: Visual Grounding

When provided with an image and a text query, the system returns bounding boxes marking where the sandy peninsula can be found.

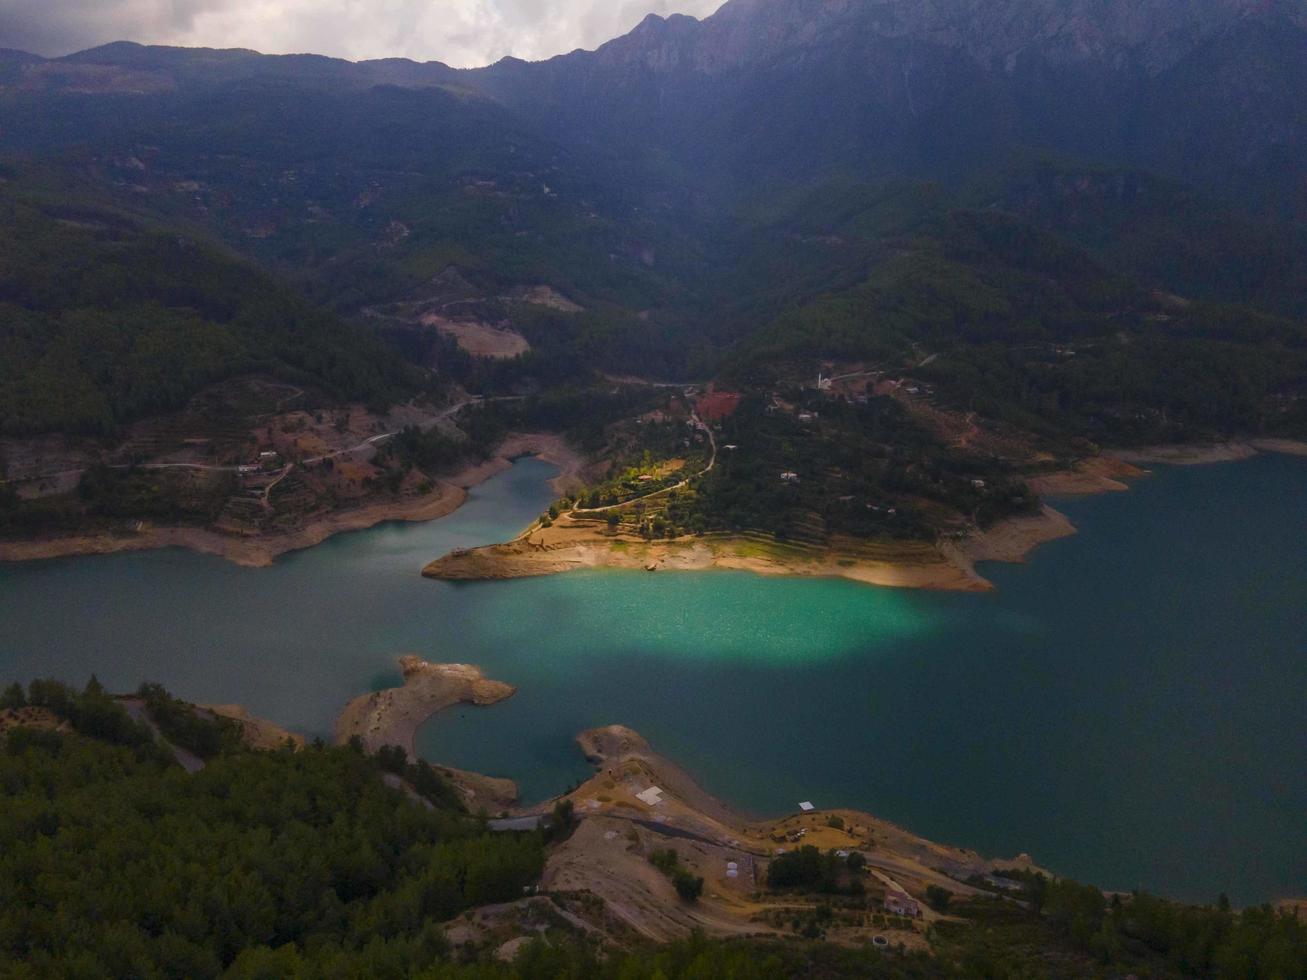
[335,655,516,757]
[1026,455,1145,496]
[425,438,1307,592]
[334,655,520,812]
[185,673,1049,945]
[423,501,1079,593]
[454,723,1047,946]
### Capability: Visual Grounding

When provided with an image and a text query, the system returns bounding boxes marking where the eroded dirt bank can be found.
[0,433,587,568]
[424,504,1078,593]
[335,656,516,757]
[424,442,1307,592]
[334,656,519,813]
[478,724,1046,946]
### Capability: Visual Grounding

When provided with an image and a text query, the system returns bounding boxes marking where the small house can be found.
[885,891,920,917]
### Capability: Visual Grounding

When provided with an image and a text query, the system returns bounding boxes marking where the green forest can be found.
[1,681,1303,978]
[0,679,545,977]
[729,208,1307,446]
[0,183,416,437]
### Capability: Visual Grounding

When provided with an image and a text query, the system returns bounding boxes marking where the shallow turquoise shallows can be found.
[1,455,1304,905]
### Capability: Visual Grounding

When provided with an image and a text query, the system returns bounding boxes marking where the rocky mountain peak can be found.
[591,0,1298,75]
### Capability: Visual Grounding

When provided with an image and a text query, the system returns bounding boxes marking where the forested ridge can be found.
[0,181,416,437]
[0,679,1303,978]
[728,203,1307,446]
[0,679,544,977]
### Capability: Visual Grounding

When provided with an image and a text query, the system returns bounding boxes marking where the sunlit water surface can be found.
[2,455,1304,903]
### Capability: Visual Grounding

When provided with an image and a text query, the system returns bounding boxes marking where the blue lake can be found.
[1,454,1304,904]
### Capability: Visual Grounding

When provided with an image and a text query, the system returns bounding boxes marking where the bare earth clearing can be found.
[519,285,584,313]
[419,314,532,359]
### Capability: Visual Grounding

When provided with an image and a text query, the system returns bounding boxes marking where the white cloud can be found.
[0,0,726,65]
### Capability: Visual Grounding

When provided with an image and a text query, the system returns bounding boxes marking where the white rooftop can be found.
[636,786,665,806]
[799,801,815,812]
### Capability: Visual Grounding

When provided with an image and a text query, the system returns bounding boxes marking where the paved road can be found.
[570,411,717,516]
[489,815,547,832]
[18,398,491,486]
[119,698,205,774]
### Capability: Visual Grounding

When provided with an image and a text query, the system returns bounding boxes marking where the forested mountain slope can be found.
[0,178,414,436]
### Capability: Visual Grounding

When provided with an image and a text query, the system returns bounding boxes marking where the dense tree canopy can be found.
[0,186,416,437]
[1,680,1304,978]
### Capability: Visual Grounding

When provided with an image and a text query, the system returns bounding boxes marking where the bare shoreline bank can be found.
[295,656,1054,942]
[1112,438,1307,466]
[3,436,1302,573]
[423,504,1075,593]
[0,431,586,568]
[324,663,1045,928]
[334,655,520,813]
[423,440,1307,592]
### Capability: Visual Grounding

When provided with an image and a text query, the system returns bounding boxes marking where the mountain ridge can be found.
[548,0,1306,75]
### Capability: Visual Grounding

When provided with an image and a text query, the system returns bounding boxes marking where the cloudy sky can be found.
[0,0,725,65]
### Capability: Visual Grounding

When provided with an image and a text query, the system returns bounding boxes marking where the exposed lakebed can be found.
[1,455,1304,904]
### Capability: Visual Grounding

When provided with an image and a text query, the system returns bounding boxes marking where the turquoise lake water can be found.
[1,454,1304,904]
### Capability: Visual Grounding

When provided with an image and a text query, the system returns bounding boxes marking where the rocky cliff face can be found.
[588,0,1302,75]
[466,0,1305,210]
[8,1,1304,212]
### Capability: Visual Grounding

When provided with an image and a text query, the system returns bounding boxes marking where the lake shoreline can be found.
[422,504,1076,592]
[0,431,587,568]
[323,666,1050,930]
[422,440,1307,591]
[4,452,1302,905]
[334,655,521,813]
[5,437,1301,573]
